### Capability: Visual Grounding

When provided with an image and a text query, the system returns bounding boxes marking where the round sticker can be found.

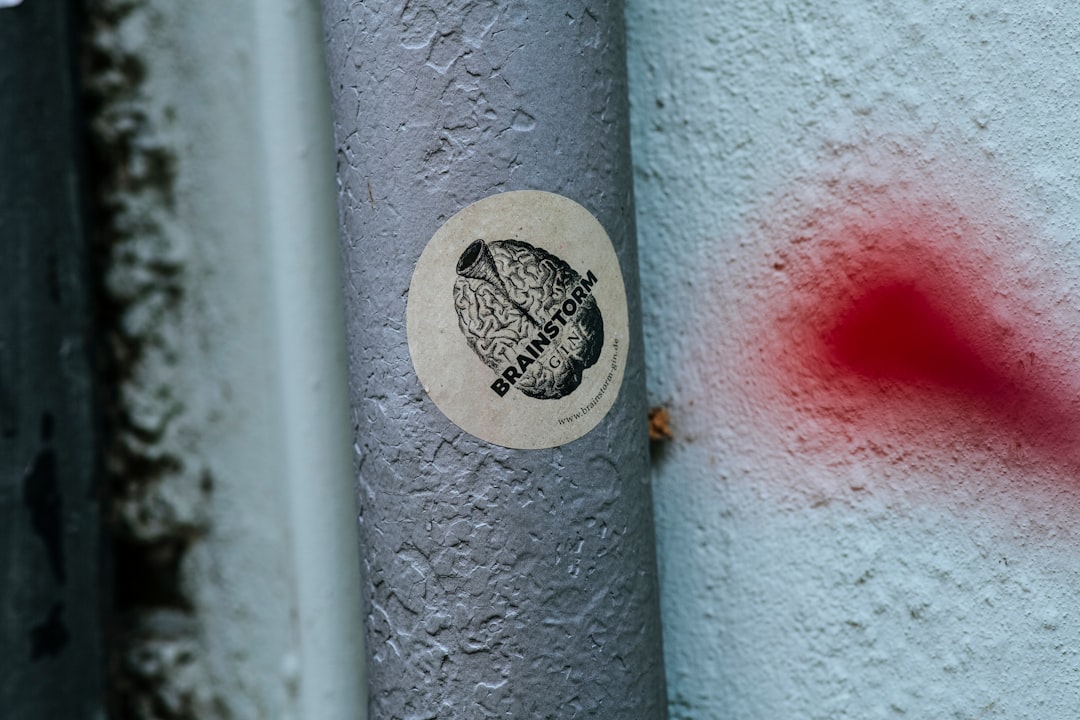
[407,190,629,449]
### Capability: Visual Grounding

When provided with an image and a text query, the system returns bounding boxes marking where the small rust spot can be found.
[648,406,672,442]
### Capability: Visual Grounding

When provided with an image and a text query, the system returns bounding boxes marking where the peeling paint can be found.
[82,1,208,716]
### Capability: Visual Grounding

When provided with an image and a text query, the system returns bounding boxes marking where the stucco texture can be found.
[627,2,1080,718]
[86,1,364,717]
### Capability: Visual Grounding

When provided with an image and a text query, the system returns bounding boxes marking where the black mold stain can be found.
[41,412,55,441]
[46,251,61,303]
[23,412,66,584]
[1,388,16,439]
[30,602,70,661]
[113,536,193,611]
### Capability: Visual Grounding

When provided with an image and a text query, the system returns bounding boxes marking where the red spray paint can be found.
[761,197,1080,475]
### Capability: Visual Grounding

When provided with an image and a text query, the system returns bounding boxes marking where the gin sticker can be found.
[407,191,629,449]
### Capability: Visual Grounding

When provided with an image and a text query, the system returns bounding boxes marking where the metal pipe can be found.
[253,0,368,715]
[322,1,666,716]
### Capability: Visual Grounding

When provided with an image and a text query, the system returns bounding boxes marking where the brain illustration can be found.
[453,238,604,399]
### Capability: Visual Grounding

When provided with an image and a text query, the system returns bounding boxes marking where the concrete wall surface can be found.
[627,1,1080,718]
[84,0,1080,717]
[85,1,365,717]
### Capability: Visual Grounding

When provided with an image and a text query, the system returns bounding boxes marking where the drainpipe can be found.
[322,1,666,717]
[0,1,105,718]
[253,1,369,716]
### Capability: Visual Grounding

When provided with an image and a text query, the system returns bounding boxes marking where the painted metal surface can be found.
[323,1,667,716]
[0,2,104,717]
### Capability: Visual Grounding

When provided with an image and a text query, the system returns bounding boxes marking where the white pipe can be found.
[253,1,367,717]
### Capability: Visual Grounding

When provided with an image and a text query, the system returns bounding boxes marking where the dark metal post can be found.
[0,2,104,718]
[322,1,666,717]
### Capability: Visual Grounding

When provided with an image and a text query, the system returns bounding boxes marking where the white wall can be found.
[90,1,365,717]
[95,1,1080,716]
[627,2,1080,718]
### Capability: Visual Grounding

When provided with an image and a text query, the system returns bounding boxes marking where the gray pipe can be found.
[0,2,104,718]
[322,1,666,717]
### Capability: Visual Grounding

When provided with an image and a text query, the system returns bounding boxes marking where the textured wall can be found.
[627,1,1080,718]
[85,1,364,717]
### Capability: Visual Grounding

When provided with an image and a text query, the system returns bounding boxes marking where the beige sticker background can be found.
[407,190,630,449]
